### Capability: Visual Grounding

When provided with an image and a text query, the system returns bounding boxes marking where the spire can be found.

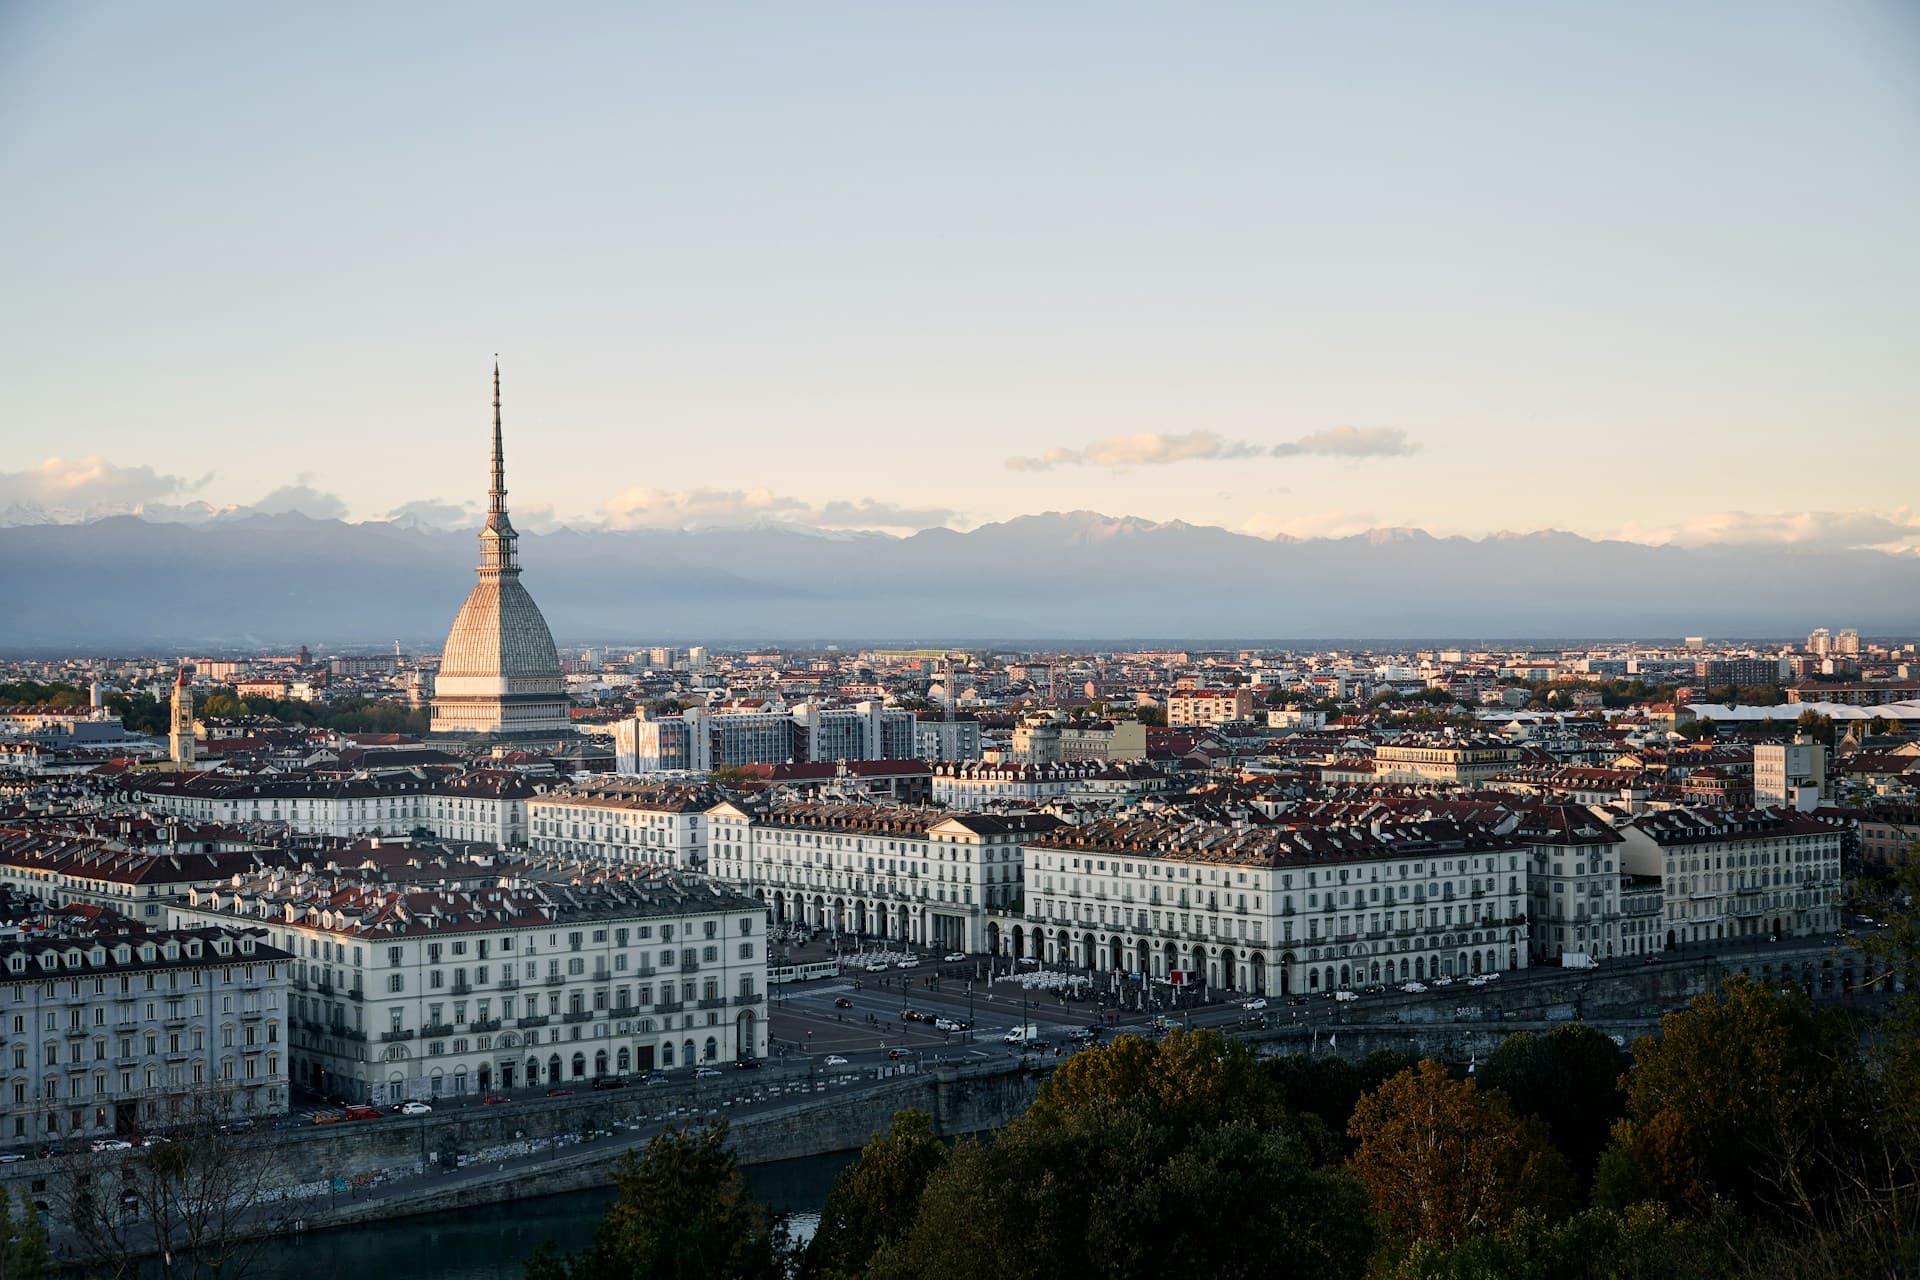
[490,356,506,515]
[479,357,519,575]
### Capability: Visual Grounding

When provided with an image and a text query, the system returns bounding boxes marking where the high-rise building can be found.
[1807,627,1831,656]
[431,364,570,740]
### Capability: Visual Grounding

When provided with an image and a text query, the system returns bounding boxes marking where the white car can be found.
[943,952,966,962]
[90,1139,133,1152]
[398,1101,432,1116]
[1333,990,1360,1003]
[1431,976,1454,987]
[824,1055,849,1067]
[1402,981,1427,993]
[1466,976,1489,987]
[865,962,889,973]
[934,1017,962,1032]
[896,958,920,969]
[1241,997,1267,1011]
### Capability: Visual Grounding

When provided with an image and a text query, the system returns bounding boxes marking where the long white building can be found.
[171,858,769,1103]
[1018,815,1532,997]
[120,768,540,847]
[528,781,722,869]
[1619,807,1843,948]
[706,800,1062,954]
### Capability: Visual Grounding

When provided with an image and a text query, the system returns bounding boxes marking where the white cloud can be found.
[600,486,960,533]
[1616,508,1920,554]
[1007,425,1417,470]
[249,476,349,519]
[0,455,211,520]
[1269,425,1419,459]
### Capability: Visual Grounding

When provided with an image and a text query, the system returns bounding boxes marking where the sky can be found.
[3,3,1919,550]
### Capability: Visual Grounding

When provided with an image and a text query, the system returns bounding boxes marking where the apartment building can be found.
[1753,737,1827,807]
[0,927,290,1144]
[706,800,1061,954]
[1167,689,1256,728]
[1018,816,1531,997]
[0,828,297,923]
[1512,804,1625,962]
[613,703,914,773]
[527,782,721,869]
[172,862,769,1103]
[930,761,1172,809]
[1619,807,1844,947]
[120,769,539,846]
[1372,736,1522,787]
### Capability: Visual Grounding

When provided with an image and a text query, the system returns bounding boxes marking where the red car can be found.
[833,997,852,1009]
[545,1087,574,1097]
[482,1093,511,1105]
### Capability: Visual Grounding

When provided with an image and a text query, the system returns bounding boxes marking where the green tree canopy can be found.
[800,1110,947,1280]
[529,1121,787,1280]
[1477,1025,1630,1183]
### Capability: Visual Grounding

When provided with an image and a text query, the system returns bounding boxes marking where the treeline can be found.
[0,680,92,708]
[533,873,1920,1279]
[98,689,428,738]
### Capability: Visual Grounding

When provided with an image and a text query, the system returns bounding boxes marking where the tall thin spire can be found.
[479,357,519,575]
[490,356,506,515]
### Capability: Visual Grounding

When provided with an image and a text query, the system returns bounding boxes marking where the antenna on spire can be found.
[490,356,506,512]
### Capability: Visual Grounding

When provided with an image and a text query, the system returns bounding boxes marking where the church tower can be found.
[169,664,196,767]
[430,362,570,740]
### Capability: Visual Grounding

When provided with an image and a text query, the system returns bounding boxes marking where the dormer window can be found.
[140,944,157,963]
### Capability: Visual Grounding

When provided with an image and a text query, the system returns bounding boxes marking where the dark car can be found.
[544,1087,575,1097]
[833,997,852,1009]
[590,1076,628,1090]
[733,1058,761,1070]
[900,1008,927,1022]
[887,1048,910,1061]
[483,1093,511,1105]
[643,1071,669,1087]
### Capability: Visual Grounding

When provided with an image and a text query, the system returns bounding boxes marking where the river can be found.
[242,1151,858,1280]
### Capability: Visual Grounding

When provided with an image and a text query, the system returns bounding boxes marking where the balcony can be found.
[696,997,726,1010]
[561,1010,592,1024]
[451,981,473,996]
[379,1029,415,1043]
[655,999,684,1014]
[467,1018,502,1033]
[731,993,760,1006]
[498,977,520,991]
[516,1015,550,1029]
[543,975,565,987]
[346,986,364,1002]
[680,959,699,973]
[611,1004,636,1018]
[421,1023,454,1038]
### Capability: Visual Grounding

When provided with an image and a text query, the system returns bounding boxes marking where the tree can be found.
[1374,1204,1741,1280]
[1596,975,1865,1218]
[800,1110,947,1280]
[1265,1049,1418,1157]
[1795,710,1837,747]
[530,1121,787,1280]
[53,1089,289,1280]
[1346,1060,1574,1248]
[1478,1025,1630,1183]
[1674,718,1715,741]
[871,1110,1371,1280]
[1028,1029,1288,1138]
[0,1186,50,1280]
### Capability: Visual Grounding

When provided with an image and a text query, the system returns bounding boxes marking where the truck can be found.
[1560,952,1597,970]
[1003,1024,1041,1045]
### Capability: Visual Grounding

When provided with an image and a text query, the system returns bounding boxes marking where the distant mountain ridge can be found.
[2,510,1914,650]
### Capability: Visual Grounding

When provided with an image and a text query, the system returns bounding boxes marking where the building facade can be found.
[172,863,769,1103]
[1619,807,1844,947]
[527,782,720,869]
[0,927,290,1144]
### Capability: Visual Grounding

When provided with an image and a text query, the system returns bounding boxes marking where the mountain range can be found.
[3,511,1914,651]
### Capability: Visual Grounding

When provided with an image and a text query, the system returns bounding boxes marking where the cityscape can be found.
[3,5,1918,1280]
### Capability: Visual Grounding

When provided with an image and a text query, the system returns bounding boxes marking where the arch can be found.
[452,1067,467,1095]
[1250,951,1266,995]
[1220,947,1237,992]
[682,1038,695,1066]
[501,1061,515,1089]
[570,1052,586,1079]
[1135,939,1149,976]
[703,1036,718,1062]
[1308,968,1320,991]
[548,1053,562,1082]
[593,1050,608,1077]
[1010,925,1025,960]
[1081,932,1098,970]
[1338,963,1350,989]
[661,1042,675,1068]
[526,1056,540,1084]
[987,922,1002,956]
[1107,936,1124,972]
[736,1009,757,1059]
[1414,956,1426,981]
[1471,952,1483,976]
[617,1047,631,1074]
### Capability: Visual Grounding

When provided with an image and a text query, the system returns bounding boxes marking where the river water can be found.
[244,1151,857,1280]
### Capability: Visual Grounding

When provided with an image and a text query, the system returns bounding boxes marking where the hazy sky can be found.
[3,3,1918,549]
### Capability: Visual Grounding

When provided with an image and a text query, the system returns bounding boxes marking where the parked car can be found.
[896,959,920,970]
[1401,981,1427,994]
[887,1049,910,1060]
[397,1101,432,1116]
[343,1104,383,1121]
[864,962,889,973]
[544,1087,575,1097]
[734,1058,761,1070]
[694,1067,722,1080]
[1334,990,1360,1003]
[311,1111,342,1125]
[0,1153,24,1164]
[824,1055,849,1067]
[833,996,853,1009]
[1242,997,1268,1011]
[483,1093,511,1105]
[1431,976,1454,987]
[943,952,966,962]
[590,1076,628,1090]
[934,1017,965,1032]
[643,1071,669,1087]
[90,1139,133,1153]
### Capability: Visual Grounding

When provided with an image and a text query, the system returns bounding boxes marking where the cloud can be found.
[1617,508,1920,555]
[249,475,349,519]
[381,498,481,530]
[0,455,211,519]
[1269,425,1419,459]
[600,486,959,533]
[1007,425,1417,470]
